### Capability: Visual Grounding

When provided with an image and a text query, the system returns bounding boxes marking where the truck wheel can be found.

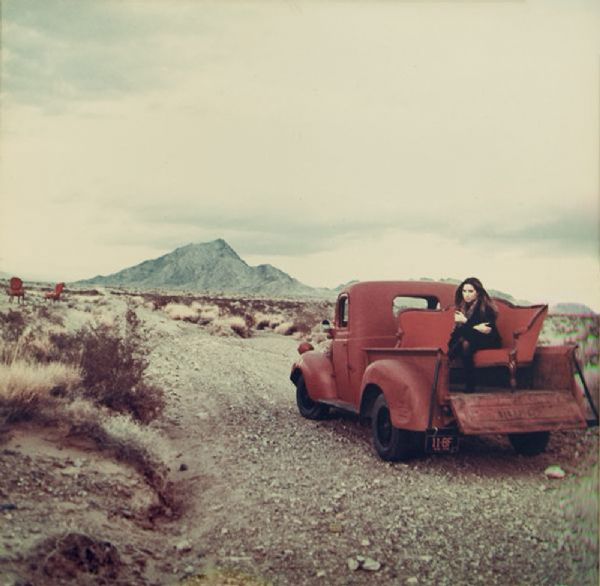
[508,431,550,456]
[296,375,329,420]
[371,394,414,461]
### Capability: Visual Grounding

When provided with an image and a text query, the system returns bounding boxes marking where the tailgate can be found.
[450,390,587,435]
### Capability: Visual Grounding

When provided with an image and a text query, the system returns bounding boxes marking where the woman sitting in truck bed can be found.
[448,277,501,392]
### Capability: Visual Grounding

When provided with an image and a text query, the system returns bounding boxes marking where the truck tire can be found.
[371,394,415,461]
[508,431,550,456]
[296,375,329,420]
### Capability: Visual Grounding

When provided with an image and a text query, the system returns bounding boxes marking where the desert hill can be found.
[76,239,330,298]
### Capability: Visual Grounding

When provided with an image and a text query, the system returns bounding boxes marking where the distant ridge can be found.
[75,239,332,298]
[432,278,531,306]
[550,302,596,315]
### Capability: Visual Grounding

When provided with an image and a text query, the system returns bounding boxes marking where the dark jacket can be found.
[448,301,501,356]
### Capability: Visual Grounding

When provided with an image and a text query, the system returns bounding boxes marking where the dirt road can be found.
[147,317,598,586]
[1,309,598,585]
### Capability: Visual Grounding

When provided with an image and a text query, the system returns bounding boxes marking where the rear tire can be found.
[295,375,329,420]
[508,431,550,456]
[371,394,417,461]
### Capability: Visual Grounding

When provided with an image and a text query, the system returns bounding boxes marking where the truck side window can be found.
[338,295,349,327]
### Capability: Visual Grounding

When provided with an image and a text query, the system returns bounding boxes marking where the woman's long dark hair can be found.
[455,277,497,318]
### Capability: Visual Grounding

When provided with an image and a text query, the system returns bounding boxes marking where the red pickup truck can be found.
[291,281,598,461]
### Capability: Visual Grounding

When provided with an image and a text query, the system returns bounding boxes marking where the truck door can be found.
[332,294,351,401]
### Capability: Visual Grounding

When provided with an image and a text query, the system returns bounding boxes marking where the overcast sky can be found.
[1,0,598,309]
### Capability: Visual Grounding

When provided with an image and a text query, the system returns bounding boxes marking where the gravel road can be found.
[144,316,599,586]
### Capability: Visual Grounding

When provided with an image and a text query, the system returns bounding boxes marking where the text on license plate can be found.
[425,430,459,453]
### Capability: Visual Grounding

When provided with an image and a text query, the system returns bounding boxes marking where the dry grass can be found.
[0,361,82,423]
[273,321,295,335]
[559,462,599,570]
[208,316,252,338]
[144,292,333,340]
[0,303,166,423]
[163,302,201,322]
[64,403,179,516]
[254,312,284,330]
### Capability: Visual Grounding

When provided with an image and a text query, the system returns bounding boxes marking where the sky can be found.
[1,0,599,310]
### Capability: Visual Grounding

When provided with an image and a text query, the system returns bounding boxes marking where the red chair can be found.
[7,277,25,304]
[45,282,65,302]
[473,300,548,390]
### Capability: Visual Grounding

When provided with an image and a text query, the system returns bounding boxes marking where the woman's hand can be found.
[473,322,492,334]
[454,311,467,324]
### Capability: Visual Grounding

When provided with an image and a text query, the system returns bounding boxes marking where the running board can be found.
[449,390,587,435]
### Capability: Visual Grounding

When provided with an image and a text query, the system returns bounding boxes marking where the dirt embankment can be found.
[1,306,598,585]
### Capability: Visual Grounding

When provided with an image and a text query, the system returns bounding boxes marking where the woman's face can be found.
[462,284,478,303]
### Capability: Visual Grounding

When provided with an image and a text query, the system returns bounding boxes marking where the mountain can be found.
[550,302,596,315]
[75,239,328,298]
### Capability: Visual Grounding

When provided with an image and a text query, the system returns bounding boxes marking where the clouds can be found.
[3,2,151,107]
[465,208,599,257]
[0,0,598,308]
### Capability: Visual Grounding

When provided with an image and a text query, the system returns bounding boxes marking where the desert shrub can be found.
[16,331,59,364]
[163,302,200,322]
[274,321,296,336]
[292,321,310,334]
[0,361,82,424]
[197,304,220,322]
[243,312,255,329]
[0,310,27,343]
[76,308,165,423]
[253,312,283,330]
[29,308,164,423]
[72,289,101,296]
[45,330,86,364]
[208,316,252,338]
[255,318,271,330]
[559,463,599,569]
[144,293,179,310]
[35,305,64,326]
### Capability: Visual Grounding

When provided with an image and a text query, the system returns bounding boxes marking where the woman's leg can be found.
[449,335,477,391]
[460,339,476,392]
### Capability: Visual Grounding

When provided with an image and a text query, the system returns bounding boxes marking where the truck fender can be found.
[290,351,337,401]
[361,359,433,431]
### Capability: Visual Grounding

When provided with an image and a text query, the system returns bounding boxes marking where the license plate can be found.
[425,429,459,454]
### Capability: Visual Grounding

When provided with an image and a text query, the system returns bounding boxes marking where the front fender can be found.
[362,358,436,431]
[291,350,337,401]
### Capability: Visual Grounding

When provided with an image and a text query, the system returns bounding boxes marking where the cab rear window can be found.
[392,296,439,316]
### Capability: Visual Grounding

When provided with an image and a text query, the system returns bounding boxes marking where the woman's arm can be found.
[472,306,496,334]
[473,322,492,334]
